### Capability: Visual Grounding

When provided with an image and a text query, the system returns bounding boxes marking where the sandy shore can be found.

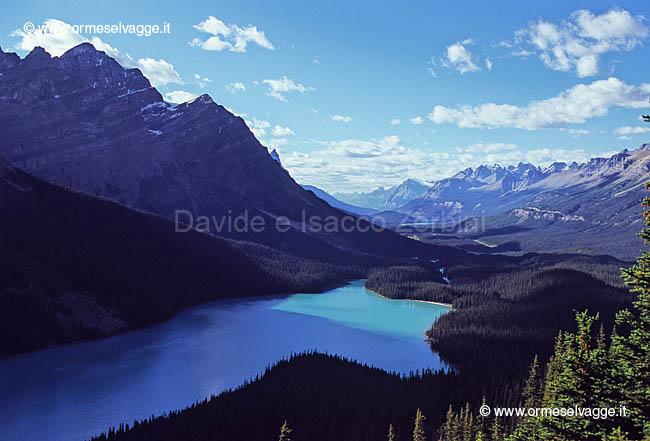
[366,287,454,309]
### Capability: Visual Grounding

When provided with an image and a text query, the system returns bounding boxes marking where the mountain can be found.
[334,179,430,211]
[0,156,364,357]
[0,43,438,260]
[394,161,580,224]
[425,144,650,260]
[301,185,378,215]
[269,148,283,167]
[384,179,431,209]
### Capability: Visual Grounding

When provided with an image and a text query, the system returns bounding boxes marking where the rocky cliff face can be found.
[0,43,441,259]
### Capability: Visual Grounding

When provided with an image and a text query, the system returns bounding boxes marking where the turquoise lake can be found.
[0,280,450,441]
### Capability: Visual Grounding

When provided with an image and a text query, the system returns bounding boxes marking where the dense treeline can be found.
[87,235,635,441]
[433,284,650,440]
[0,165,375,357]
[366,265,452,303]
[92,257,632,441]
[368,254,631,374]
[92,352,520,441]
[426,265,629,374]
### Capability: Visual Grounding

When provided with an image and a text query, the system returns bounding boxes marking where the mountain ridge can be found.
[385,146,649,226]
[0,43,446,260]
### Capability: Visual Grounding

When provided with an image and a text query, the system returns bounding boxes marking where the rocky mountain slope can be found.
[425,144,650,260]
[393,162,579,224]
[0,43,438,260]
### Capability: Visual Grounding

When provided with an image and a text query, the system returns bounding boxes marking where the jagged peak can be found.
[61,42,103,58]
[399,178,423,186]
[25,46,52,61]
[635,142,650,153]
[190,94,215,105]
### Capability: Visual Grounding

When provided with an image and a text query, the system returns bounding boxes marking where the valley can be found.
[0,14,648,440]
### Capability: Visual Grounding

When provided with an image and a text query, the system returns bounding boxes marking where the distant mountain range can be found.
[0,43,438,261]
[301,143,650,259]
[445,144,650,260]
[384,161,580,224]
[333,179,430,211]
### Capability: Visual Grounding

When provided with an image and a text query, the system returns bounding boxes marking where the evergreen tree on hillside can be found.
[388,423,396,441]
[279,420,292,441]
[413,409,427,441]
[618,178,650,437]
[511,356,543,441]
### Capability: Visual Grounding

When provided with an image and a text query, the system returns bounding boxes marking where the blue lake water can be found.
[0,280,450,441]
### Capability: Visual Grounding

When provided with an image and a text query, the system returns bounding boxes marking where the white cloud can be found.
[190,16,274,53]
[332,115,352,123]
[137,58,183,86]
[190,36,231,52]
[445,40,480,74]
[559,128,590,136]
[282,136,609,192]
[194,16,232,36]
[226,82,246,93]
[515,8,648,77]
[390,119,401,125]
[428,77,650,130]
[164,90,198,103]
[613,126,650,135]
[272,125,294,136]
[12,19,83,56]
[410,116,424,125]
[265,138,289,150]
[245,118,271,138]
[262,76,314,101]
[193,73,212,88]
[11,19,182,87]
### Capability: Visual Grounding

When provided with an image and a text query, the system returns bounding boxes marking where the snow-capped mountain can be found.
[395,160,592,223]
[451,143,650,259]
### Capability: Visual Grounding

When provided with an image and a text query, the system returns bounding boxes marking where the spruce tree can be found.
[511,356,543,441]
[278,420,292,441]
[490,415,503,441]
[477,397,489,441]
[619,177,650,437]
[443,405,456,441]
[413,408,427,441]
[388,423,396,441]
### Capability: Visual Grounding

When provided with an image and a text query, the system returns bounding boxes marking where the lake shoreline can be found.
[364,286,454,309]
[1,279,449,441]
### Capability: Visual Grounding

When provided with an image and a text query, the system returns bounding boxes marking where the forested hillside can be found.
[0,158,366,357]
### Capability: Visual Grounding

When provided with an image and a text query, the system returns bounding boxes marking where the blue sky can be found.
[2,0,650,192]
